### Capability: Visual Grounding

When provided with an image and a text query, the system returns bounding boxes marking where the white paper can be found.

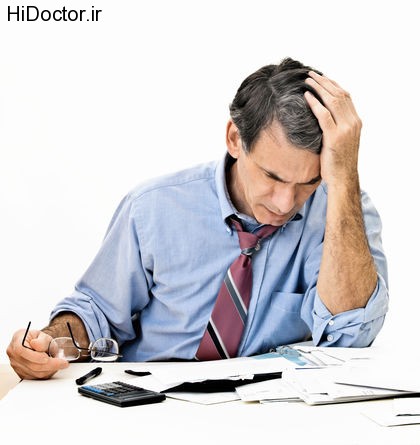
[393,397,420,416]
[147,355,293,385]
[120,346,390,403]
[292,346,372,366]
[334,360,420,392]
[281,367,411,405]
[362,403,420,427]
[125,373,184,392]
[164,391,240,405]
[235,378,300,402]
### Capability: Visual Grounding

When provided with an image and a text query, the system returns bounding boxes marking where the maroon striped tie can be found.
[195,218,278,360]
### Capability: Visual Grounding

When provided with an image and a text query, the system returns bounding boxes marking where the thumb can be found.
[29,331,53,353]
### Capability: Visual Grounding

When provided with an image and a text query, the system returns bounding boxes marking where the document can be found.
[138,354,295,387]
[125,345,389,405]
[393,397,420,416]
[279,367,414,405]
[164,391,241,405]
[362,402,420,427]
[288,345,372,365]
[127,345,371,391]
[124,354,293,393]
[333,360,420,392]
[235,378,301,403]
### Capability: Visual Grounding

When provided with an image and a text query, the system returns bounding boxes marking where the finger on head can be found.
[306,72,344,97]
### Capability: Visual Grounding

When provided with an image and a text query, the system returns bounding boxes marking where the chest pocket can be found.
[270,291,304,313]
[261,291,310,352]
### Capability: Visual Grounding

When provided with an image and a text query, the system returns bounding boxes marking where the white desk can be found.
[1,362,419,445]
[0,364,20,399]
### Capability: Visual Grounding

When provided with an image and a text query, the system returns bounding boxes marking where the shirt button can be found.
[328,320,334,326]
[327,334,334,342]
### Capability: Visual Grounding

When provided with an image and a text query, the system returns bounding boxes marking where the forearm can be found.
[42,312,90,356]
[317,179,377,315]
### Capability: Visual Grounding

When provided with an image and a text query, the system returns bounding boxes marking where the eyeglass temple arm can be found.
[66,322,90,351]
[21,321,32,349]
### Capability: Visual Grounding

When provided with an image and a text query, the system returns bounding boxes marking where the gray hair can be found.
[229,57,323,154]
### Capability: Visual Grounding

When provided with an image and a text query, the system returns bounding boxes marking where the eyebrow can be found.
[263,168,322,185]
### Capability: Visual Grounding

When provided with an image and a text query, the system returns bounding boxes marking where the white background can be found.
[0,0,418,362]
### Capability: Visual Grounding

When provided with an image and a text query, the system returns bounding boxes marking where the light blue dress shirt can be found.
[51,155,389,361]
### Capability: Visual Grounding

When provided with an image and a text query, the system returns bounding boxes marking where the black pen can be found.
[124,369,152,377]
[75,367,102,385]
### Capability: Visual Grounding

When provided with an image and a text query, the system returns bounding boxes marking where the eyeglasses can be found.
[22,321,122,362]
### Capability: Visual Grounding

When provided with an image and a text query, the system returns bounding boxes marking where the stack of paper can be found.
[123,354,297,404]
[122,345,420,406]
[334,360,420,393]
[282,367,414,405]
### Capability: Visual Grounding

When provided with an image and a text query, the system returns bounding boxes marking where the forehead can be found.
[249,122,320,183]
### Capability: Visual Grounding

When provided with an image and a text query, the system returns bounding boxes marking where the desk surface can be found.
[0,363,20,400]
[1,362,420,444]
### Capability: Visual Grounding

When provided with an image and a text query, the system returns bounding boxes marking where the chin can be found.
[256,213,287,227]
[256,208,290,226]
[267,218,286,227]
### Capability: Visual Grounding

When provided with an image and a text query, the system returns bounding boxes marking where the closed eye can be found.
[263,169,321,186]
[264,171,287,183]
[304,176,322,186]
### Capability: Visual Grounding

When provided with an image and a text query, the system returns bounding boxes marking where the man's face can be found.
[227,120,321,226]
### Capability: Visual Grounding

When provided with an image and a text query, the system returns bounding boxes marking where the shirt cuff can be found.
[311,273,389,347]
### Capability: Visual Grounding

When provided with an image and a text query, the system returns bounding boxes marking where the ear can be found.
[225,120,242,159]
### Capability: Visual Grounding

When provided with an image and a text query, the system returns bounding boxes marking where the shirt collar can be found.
[215,153,306,230]
[215,154,238,227]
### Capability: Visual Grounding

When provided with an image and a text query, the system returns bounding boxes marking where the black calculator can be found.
[78,381,166,407]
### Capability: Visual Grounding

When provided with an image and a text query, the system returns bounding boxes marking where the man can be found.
[7,57,389,379]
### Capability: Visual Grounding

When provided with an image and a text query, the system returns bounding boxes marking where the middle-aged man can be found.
[7,57,389,380]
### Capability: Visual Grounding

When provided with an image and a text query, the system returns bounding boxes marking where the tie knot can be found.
[230,218,278,256]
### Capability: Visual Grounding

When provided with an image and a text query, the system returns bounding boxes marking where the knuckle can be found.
[341,124,356,136]
[329,97,340,108]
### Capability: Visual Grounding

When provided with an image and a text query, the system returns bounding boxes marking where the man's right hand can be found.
[6,326,69,380]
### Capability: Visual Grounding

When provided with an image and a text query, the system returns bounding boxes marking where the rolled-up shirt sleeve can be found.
[309,273,388,346]
[301,190,389,347]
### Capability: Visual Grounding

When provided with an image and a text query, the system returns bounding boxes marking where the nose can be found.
[272,184,296,215]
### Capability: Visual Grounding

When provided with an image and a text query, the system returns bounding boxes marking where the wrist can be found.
[42,312,90,346]
[42,316,91,361]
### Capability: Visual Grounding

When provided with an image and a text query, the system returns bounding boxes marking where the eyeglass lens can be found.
[22,321,120,362]
[48,337,81,361]
[91,338,119,361]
